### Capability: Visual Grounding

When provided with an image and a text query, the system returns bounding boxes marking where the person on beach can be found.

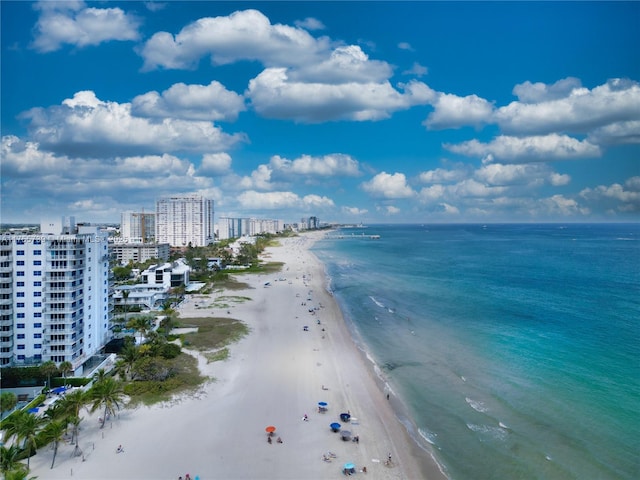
[116,445,124,453]
[277,436,283,443]
[303,413,308,421]
[268,436,272,444]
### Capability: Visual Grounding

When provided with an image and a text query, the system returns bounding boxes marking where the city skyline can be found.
[2,1,639,224]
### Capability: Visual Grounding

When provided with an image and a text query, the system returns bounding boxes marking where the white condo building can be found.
[120,211,155,243]
[156,196,214,247]
[0,218,113,374]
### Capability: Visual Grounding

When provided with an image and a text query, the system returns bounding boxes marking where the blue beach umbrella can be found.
[344,463,355,470]
[330,422,341,432]
[318,401,328,407]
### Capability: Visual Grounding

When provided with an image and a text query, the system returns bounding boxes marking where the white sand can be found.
[29,232,446,479]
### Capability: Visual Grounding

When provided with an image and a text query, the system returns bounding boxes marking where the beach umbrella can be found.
[318,401,328,407]
[340,412,351,422]
[341,430,352,440]
[330,422,341,432]
[265,426,276,434]
[344,463,355,470]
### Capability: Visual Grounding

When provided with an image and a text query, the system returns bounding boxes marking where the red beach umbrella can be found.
[265,425,276,434]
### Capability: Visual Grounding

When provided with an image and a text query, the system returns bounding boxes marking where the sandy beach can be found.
[29,231,446,480]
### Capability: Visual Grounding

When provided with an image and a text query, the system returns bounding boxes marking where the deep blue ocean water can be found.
[312,224,640,480]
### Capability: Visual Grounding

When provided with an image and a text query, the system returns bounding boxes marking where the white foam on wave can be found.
[466,423,508,442]
[466,397,489,413]
[369,295,385,309]
[418,427,438,446]
[498,421,509,430]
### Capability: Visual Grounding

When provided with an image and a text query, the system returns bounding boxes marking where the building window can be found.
[34,333,42,339]
[34,323,42,328]
[33,281,41,287]
[16,292,25,297]
[34,249,42,255]
[16,302,24,308]
[16,250,24,255]
[33,240,41,245]
[16,260,25,266]
[17,334,25,339]
[17,271,24,277]
[34,312,42,318]
[17,355,25,360]
[33,260,41,266]
[17,281,24,287]
[17,345,25,350]
[16,323,25,328]
[16,240,25,245]
[34,344,42,349]
[17,313,25,319]
[33,302,42,308]
[34,271,42,276]
[34,292,42,297]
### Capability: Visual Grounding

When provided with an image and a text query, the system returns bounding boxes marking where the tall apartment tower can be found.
[120,211,155,243]
[0,218,113,374]
[155,196,214,247]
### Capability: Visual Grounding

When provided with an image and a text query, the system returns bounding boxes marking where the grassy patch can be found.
[205,348,229,363]
[179,317,249,351]
[124,352,206,406]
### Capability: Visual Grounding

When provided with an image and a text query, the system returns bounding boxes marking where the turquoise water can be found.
[312,224,640,480]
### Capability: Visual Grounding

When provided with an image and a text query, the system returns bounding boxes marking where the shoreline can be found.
[308,235,448,479]
[28,230,446,479]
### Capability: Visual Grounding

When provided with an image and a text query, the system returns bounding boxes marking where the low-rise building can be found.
[110,242,170,265]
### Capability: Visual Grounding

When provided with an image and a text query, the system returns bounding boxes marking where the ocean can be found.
[311,224,640,480]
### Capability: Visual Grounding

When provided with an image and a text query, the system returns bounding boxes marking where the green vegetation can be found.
[178,317,249,351]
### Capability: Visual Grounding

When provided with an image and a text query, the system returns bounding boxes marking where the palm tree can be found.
[127,316,152,345]
[40,420,67,469]
[117,344,140,381]
[89,377,125,429]
[92,368,109,384]
[1,392,18,419]
[40,361,58,389]
[0,444,23,475]
[3,464,38,480]
[13,410,46,469]
[56,389,88,450]
[58,361,73,383]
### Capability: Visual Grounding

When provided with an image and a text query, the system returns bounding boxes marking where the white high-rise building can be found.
[0,218,113,374]
[120,211,155,243]
[155,196,214,247]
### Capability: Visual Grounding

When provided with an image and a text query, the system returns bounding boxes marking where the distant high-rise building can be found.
[120,211,155,243]
[0,218,112,373]
[155,196,214,247]
[217,217,284,240]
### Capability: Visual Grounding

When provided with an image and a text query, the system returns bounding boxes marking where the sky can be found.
[1,1,639,225]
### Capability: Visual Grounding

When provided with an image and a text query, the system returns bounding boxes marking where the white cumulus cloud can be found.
[361,172,415,199]
[138,9,330,70]
[445,134,601,163]
[20,90,245,158]
[31,1,140,52]
[131,81,245,122]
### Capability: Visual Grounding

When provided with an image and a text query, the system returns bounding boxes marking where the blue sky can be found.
[2,1,639,225]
